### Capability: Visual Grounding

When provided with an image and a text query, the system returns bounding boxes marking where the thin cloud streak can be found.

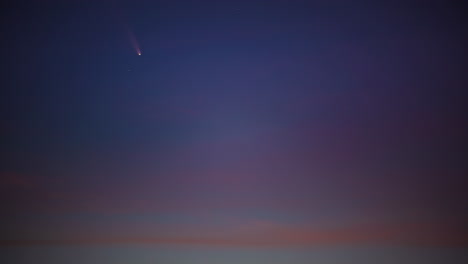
[2,221,466,248]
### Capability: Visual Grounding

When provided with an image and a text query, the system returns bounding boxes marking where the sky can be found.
[1,0,467,263]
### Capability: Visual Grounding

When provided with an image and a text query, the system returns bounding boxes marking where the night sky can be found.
[1,0,467,263]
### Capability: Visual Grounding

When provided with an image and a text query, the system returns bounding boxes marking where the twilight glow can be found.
[1,1,467,263]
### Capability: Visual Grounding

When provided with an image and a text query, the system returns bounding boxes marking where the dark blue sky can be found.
[1,0,467,263]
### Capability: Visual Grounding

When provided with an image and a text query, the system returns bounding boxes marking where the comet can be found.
[109,2,142,56]
[124,24,141,56]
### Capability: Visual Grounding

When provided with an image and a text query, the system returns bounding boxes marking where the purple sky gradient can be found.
[0,0,467,263]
